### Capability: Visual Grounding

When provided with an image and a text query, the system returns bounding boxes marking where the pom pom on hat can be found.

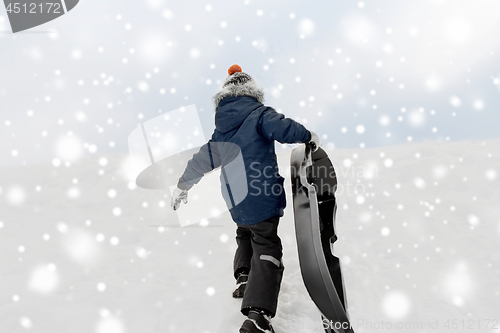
[228,64,242,76]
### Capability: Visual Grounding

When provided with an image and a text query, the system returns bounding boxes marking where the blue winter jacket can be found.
[177,96,311,225]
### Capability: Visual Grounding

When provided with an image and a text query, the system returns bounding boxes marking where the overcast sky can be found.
[1,0,500,168]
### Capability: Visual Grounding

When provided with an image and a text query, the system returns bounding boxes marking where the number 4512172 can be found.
[6,2,62,14]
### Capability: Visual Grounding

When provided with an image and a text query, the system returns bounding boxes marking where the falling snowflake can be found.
[28,263,59,294]
[449,96,462,108]
[96,316,125,333]
[206,287,216,296]
[413,177,426,189]
[6,186,26,206]
[485,169,497,181]
[381,291,412,319]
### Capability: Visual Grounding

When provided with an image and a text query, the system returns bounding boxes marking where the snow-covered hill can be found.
[1,140,499,333]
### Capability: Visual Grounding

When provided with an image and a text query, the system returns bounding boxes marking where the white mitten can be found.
[171,187,189,210]
[309,131,321,152]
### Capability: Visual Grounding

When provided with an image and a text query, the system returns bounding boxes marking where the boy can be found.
[171,64,320,333]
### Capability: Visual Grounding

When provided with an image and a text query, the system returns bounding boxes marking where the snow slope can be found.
[1,140,499,333]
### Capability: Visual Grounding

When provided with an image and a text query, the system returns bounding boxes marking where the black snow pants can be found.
[233,215,284,318]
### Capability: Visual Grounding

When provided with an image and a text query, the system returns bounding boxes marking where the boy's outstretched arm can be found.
[177,133,221,190]
[258,108,320,148]
[172,133,221,210]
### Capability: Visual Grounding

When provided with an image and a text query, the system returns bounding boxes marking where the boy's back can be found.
[177,93,311,224]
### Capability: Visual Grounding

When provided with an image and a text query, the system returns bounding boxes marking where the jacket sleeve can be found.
[177,132,221,190]
[257,108,312,144]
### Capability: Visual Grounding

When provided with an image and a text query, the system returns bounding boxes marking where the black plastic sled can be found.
[290,144,354,333]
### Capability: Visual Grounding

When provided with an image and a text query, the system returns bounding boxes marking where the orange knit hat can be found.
[222,64,253,88]
[215,64,263,106]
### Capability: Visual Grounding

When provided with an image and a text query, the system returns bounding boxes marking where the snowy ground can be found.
[1,140,499,333]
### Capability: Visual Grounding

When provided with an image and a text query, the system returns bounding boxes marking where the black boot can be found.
[239,309,275,333]
[232,272,249,298]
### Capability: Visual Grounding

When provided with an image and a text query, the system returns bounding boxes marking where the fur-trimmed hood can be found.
[213,72,264,109]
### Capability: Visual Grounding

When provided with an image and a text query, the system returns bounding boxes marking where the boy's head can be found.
[213,64,264,107]
[223,64,255,88]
